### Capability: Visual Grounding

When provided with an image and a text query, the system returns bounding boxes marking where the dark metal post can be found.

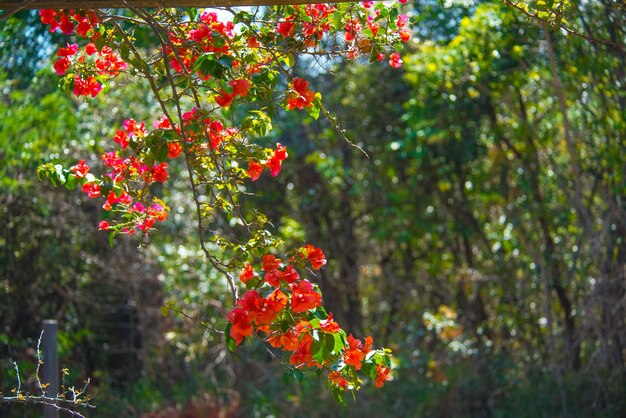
[42,320,59,418]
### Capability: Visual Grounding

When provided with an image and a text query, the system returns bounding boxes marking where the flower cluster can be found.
[64,117,177,234]
[247,143,289,181]
[40,9,100,38]
[41,9,127,97]
[227,245,393,396]
[39,3,407,399]
[287,78,316,110]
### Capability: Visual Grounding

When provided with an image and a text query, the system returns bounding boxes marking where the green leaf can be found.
[225,324,237,352]
[311,337,325,364]
[160,301,175,317]
[369,46,381,63]
[332,333,345,355]
[307,94,323,120]
[94,36,106,52]
[282,371,291,385]
[331,385,345,405]
[309,318,321,329]
[196,55,225,79]
[233,11,251,24]
[283,368,303,385]
[217,55,234,68]
[324,333,338,356]
[186,8,197,21]
[156,143,169,163]
[307,103,320,120]
[64,173,77,190]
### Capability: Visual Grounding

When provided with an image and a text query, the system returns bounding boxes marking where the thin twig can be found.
[500,0,626,54]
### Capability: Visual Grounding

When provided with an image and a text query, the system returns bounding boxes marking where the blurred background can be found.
[1,1,624,417]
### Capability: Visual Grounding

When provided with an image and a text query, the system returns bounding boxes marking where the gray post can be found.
[42,320,59,418]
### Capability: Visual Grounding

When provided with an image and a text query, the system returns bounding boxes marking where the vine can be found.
[34,2,410,402]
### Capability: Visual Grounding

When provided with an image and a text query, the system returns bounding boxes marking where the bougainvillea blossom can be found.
[38,2,406,400]
[287,78,316,110]
[226,249,393,396]
[70,160,90,178]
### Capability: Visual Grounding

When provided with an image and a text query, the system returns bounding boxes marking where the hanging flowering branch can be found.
[227,245,392,398]
[36,2,409,401]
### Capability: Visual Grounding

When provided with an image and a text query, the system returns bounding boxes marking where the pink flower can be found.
[389,52,403,68]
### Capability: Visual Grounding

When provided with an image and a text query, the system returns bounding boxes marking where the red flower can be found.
[85,43,98,55]
[239,263,255,284]
[282,265,299,284]
[182,107,198,121]
[238,289,287,326]
[152,163,168,183]
[247,161,264,181]
[266,143,288,177]
[98,220,110,230]
[229,79,250,97]
[289,333,314,367]
[368,19,380,37]
[262,254,281,271]
[397,14,409,28]
[266,330,298,351]
[95,46,127,76]
[344,19,362,42]
[147,203,168,221]
[153,115,172,129]
[82,182,101,198]
[266,155,283,177]
[76,21,93,38]
[264,268,284,287]
[72,11,99,38]
[215,92,234,107]
[137,217,155,231]
[113,130,129,149]
[290,280,322,313]
[57,43,78,57]
[389,52,403,68]
[73,76,102,97]
[274,143,288,160]
[374,364,392,387]
[70,160,90,178]
[343,334,366,370]
[277,19,295,37]
[319,313,340,334]
[59,13,74,35]
[53,58,71,75]
[399,28,411,42]
[303,244,326,270]
[328,371,348,390]
[167,142,182,159]
[227,307,253,345]
[260,289,289,323]
[363,335,374,354]
[208,120,225,148]
[39,10,56,25]
[247,36,259,48]
[287,78,315,110]
[103,190,133,210]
